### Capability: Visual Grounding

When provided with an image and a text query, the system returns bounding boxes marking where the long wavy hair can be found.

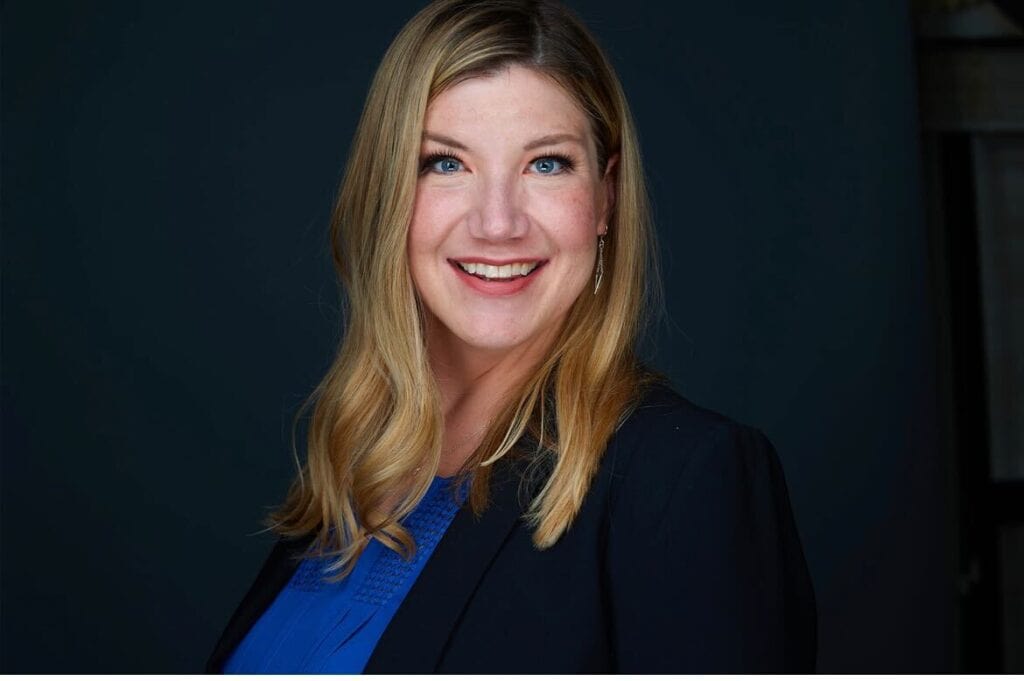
[269,0,661,576]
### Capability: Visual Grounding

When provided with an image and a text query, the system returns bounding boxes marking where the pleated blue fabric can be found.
[224,475,463,674]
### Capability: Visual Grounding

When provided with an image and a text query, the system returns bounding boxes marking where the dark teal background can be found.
[1,1,950,672]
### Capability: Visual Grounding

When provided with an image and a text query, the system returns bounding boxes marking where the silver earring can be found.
[593,233,605,295]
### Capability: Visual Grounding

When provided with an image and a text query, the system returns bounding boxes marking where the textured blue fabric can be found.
[223,476,463,674]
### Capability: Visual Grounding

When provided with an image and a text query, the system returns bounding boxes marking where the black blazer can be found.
[207,383,817,673]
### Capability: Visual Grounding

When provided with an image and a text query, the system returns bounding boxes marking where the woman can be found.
[208,0,816,673]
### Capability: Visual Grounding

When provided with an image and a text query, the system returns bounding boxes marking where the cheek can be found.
[536,188,601,249]
[407,203,439,298]
[409,188,456,258]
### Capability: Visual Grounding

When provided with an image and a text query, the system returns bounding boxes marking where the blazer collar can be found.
[207,456,528,673]
[364,456,526,672]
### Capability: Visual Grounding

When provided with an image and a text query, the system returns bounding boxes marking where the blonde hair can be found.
[269,0,661,576]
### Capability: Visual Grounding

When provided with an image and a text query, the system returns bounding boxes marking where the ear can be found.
[599,153,619,235]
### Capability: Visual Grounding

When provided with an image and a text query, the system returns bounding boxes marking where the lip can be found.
[449,256,548,266]
[447,258,547,296]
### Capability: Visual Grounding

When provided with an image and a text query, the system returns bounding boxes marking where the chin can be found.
[455,330,533,354]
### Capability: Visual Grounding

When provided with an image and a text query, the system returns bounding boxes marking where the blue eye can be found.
[529,155,574,175]
[531,157,563,174]
[423,155,463,175]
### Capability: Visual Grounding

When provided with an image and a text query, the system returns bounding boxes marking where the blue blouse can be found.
[224,476,463,674]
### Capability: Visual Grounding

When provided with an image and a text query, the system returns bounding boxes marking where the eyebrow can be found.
[423,132,469,151]
[421,131,585,152]
[523,133,584,151]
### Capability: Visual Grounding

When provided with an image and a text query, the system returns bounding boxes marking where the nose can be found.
[466,172,529,241]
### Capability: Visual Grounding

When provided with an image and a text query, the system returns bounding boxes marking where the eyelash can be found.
[419,148,463,175]
[532,153,576,173]
[418,149,577,175]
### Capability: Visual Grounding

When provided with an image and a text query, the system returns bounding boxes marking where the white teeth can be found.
[456,261,540,279]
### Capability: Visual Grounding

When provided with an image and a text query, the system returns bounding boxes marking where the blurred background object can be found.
[914,0,1024,671]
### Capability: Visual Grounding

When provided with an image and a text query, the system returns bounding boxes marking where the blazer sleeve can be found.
[606,420,817,673]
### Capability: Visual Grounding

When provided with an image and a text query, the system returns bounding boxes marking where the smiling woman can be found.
[207,0,817,673]
[410,66,613,409]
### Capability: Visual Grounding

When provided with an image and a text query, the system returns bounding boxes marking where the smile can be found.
[454,260,541,281]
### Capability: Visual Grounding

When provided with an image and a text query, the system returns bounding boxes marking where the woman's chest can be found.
[433,517,613,673]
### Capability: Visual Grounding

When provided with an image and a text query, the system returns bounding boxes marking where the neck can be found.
[424,318,559,476]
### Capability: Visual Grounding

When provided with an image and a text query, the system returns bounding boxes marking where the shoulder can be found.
[605,380,784,525]
[601,381,817,672]
[608,380,775,481]
[612,380,745,447]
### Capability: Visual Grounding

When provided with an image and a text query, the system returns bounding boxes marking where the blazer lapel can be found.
[364,457,527,673]
[205,534,310,673]
[208,455,534,674]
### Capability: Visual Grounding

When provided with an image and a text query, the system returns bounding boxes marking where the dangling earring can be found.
[593,233,605,295]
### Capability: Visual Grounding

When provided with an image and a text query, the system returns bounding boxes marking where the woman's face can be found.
[409,65,613,362]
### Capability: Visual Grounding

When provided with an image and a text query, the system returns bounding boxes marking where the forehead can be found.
[423,65,592,146]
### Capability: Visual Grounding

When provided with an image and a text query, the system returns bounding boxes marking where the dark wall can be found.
[1,1,951,672]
